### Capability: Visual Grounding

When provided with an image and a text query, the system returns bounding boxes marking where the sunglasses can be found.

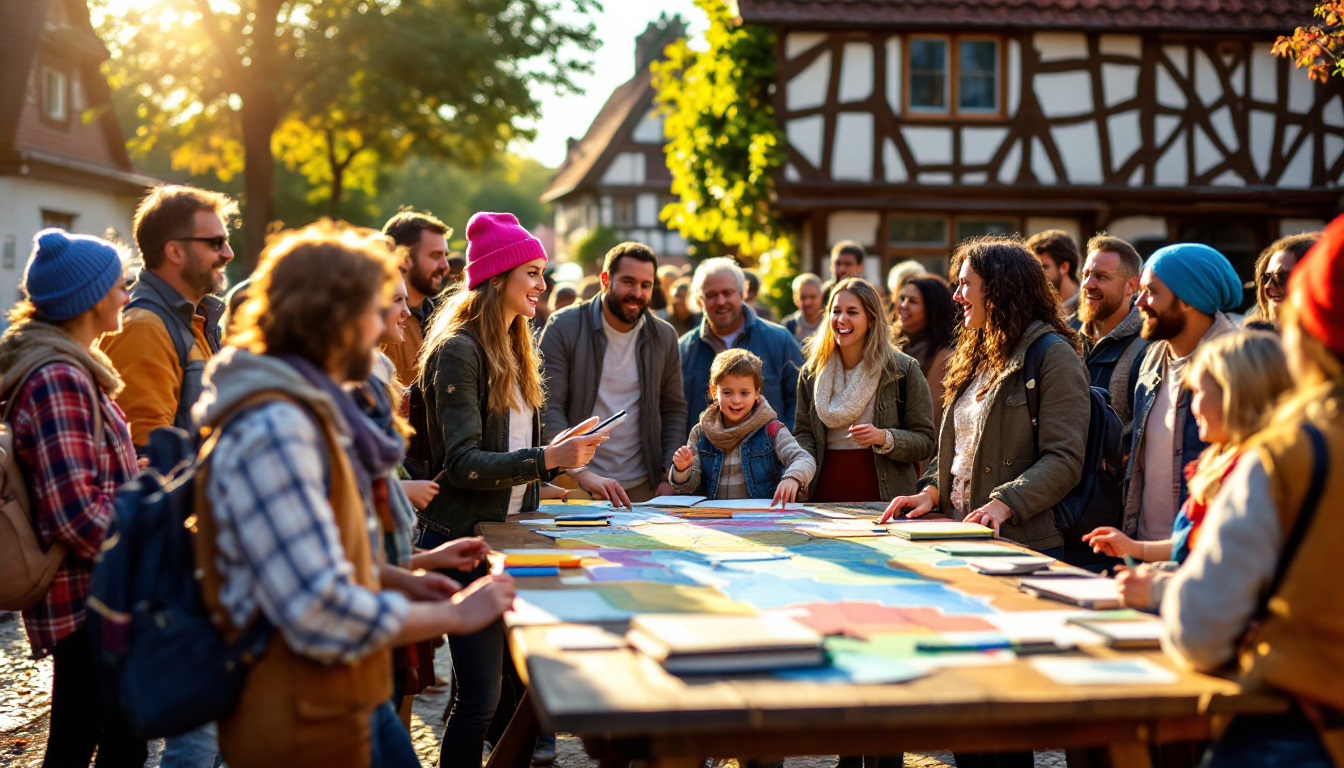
[171,236,229,252]
[1259,270,1291,291]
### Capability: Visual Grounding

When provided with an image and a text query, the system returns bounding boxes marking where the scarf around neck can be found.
[700,400,778,452]
[813,352,882,429]
[0,319,124,403]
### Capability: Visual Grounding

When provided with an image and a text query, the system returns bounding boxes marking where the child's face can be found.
[714,374,760,426]
[1191,372,1230,444]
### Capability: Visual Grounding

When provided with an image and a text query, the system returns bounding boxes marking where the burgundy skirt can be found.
[813,448,881,503]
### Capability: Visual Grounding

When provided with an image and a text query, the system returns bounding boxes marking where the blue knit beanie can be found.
[22,229,125,321]
[1144,243,1243,316]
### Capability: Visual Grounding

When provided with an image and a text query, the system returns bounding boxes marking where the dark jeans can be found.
[371,701,421,768]
[419,528,509,768]
[1202,710,1333,768]
[43,625,147,768]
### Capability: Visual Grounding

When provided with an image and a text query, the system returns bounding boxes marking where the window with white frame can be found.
[42,67,68,122]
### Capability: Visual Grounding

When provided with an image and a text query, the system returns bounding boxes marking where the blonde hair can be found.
[417,268,544,415]
[1183,330,1292,503]
[801,278,900,381]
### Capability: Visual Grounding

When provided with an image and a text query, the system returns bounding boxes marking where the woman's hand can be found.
[402,479,440,510]
[413,536,490,572]
[773,478,801,507]
[1116,564,1155,610]
[575,471,633,510]
[964,499,1013,537]
[544,433,608,471]
[382,564,461,601]
[446,574,517,635]
[880,489,937,523]
[672,445,694,472]
[1082,526,1142,559]
[847,423,886,447]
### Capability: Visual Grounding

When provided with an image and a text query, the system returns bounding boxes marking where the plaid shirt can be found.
[206,401,408,664]
[12,363,136,658]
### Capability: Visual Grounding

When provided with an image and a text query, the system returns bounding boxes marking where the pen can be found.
[432,468,447,483]
[1123,554,1137,569]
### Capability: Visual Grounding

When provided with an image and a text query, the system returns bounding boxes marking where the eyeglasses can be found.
[1259,270,1292,291]
[171,236,229,252]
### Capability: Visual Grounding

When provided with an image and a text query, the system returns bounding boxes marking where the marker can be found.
[1123,554,1137,569]
[505,566,560,577]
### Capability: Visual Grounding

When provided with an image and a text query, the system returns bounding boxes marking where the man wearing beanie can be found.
[100,185,238,448]
[1122,243,1242,542]
[1162,216,1344,766]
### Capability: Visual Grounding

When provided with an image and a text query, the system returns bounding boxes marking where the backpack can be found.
[1023,333,1125,570]
[87,395,293,738]
[0,357,102,611]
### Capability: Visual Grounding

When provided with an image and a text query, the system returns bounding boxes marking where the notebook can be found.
[1019,577,1122,609]
[964,556,1055,575]
[887,521,994,540]
[1068,617,1164,649]
[932,541,1030,557]
[626,614,825,674]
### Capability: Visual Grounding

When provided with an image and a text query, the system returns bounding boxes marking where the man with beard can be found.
[1027,229,1081,319]
[539,242,687,506]
[381,210,451,387]
[1077,235,1148,438]
[1122,243,1242,543]
[101,185,236,448]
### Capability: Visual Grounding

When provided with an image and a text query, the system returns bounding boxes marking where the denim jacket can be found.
[694,425,783,499]
[678,306,803,436]
[1122,313,1237,536]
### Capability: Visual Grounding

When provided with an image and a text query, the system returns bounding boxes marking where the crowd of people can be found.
[2,181,1342,768]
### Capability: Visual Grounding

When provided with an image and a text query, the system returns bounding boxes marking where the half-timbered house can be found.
[738,0,1344,280]
[0,0,153,316]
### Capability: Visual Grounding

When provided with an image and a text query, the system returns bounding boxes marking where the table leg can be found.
[1107,741,1154,768]
[484,688,540,768]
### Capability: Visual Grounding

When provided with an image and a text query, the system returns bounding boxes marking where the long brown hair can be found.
[801,277,900,381]
[418,269,544,415]
[943,237,1082,406]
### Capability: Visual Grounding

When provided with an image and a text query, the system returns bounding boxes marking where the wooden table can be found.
[477,513,1285,768]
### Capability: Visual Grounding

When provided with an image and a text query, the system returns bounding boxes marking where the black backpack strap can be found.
[1022,333,1064,448]
[1254,423,1329,620]
[127,297,191,372]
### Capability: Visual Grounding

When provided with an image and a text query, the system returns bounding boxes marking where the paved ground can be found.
[2,613,1065,767]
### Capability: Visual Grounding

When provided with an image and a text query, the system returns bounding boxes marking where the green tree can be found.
[96,0,598,269]
[573,226,622,270]
[1274,1,1344,81]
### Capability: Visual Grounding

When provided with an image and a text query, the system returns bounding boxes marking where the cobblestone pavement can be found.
[3,614,1064,768]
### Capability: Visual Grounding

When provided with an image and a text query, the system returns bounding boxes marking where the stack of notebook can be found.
[887,521,994,540]
[626,614,826,674]
[1019,577,1122,610]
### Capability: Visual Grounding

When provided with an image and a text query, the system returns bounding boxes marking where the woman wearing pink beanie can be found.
[414,212,608,768]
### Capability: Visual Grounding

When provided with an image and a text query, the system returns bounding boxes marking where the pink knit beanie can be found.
[464,212,547,290]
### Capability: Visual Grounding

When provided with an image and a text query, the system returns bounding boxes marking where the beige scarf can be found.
[813,353,882,429]
[700,400,778,452]
[0,320,124,403]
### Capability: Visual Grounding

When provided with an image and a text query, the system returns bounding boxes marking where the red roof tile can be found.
[734,0,1307,32]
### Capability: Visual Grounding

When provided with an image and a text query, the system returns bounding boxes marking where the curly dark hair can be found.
[895,275,958,359]
[943,237,1082,406]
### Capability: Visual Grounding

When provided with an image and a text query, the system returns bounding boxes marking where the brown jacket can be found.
[919,322,1090,551]
[197,394,391,768]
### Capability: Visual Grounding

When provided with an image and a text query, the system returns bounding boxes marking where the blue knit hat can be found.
[1145,243,1243,316]
[22,229,125,321]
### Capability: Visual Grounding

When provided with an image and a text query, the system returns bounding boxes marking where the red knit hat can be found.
[1289,212,1344,357]
[464,212,547,290]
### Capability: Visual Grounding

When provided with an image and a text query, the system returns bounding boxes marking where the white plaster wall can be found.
[1156,114,1181,149]
[1194,49,1220,107]
[785,163,802,182]
[998,140,1023,184]
[918,172,954,185]
[647,229,665,255]
[601,153,647,185]
[1288,63,1315,114]
[826,211,880,251]
[962,126,1009,166]
[787,115,825,168]
[1156,65,1185,111]
[0,178,138,320]
[1035,33,1088,63]
[1051,122,1103,184]
[838,42,874,103]
[1031,136,1057,184]
[1035,71,1093,119]
[1250,43,1277,103]
[1325,95,1344,128]
[786,32,826,60]
[901,126,953,165]
[832,113,874,181]
[886,37,902,116]
[1163,45,1188,77]
[1209,105,1237,152]
[1281,141,1314,187]
[1102,63,1139,108]
[636,193,659,228]
[1108,111,1142,173]
[1193,126,1222,177]
[1007,40,1022,117]
[883,140,906,183]
[1025,217,1081,245]
[1280,218,1326,237]
[1155,137,1187,186]
[1104,216,1167,244]
[1099,35,1142,59]
[787,51,831,112]
[631,110,665,144]
[665,231,688,257]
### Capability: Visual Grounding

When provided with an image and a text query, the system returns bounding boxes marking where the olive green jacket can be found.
[794,349,937,501]
[417,331,557,539]
[918,321,1090,551]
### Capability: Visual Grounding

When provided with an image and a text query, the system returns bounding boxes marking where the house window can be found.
[955,218,1018,242]
[612,196,636,227]
[42,210,77,230]
[906,36,1002,117]
[908,38,949,113]
[42,67,68,122]
[888,215,949,248]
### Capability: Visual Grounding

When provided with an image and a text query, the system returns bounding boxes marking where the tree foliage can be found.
[651,0,790,263]
[95,0,598,267]
[1273,1,1344,82]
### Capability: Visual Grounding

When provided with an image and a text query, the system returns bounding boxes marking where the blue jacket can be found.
[678,306,803,436]
[694,424,783,499]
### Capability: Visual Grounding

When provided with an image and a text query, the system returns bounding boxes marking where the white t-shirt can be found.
[716,327,744,350]
[507,383,534,516]
[1137,351,1191,540]
[586,314,646,484]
